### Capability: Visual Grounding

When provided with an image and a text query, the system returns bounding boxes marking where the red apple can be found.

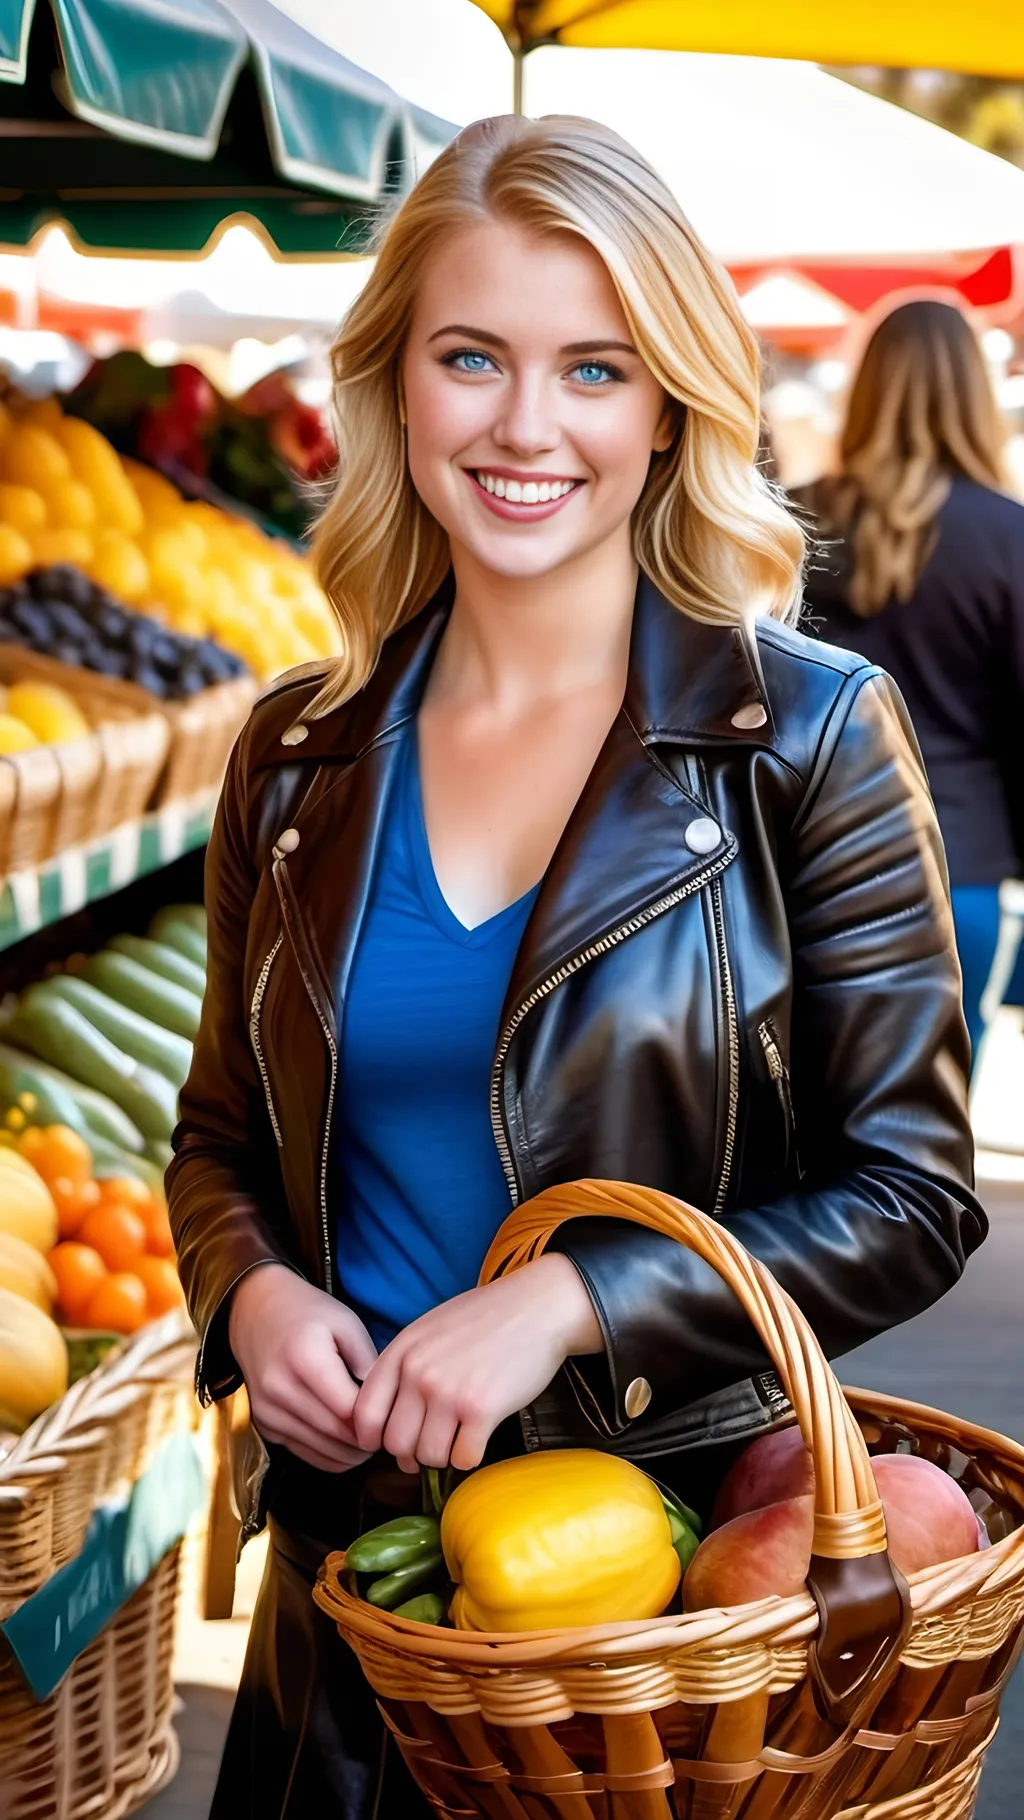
[712,1425,813,1527]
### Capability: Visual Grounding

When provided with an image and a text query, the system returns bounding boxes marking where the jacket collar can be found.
[265,570,777,764]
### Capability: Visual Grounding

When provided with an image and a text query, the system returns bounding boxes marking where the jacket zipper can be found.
[249,936,284,1147]
[273,863,335,1296]
[489,847,737,1205]
[710,873,739,1218]
[758,1018,798,1171]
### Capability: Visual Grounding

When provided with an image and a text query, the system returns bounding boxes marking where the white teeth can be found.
[504,479,523,503]
[521,482,539,504]
[494,477,506,498]
[474,473,580,502]
[538,482,551,502]
[485,474,496,493]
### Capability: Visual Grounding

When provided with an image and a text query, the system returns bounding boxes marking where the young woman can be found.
[168,119,985,1819]
[796,299,1024,1067]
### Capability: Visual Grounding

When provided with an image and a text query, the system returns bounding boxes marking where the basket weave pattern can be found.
[0,1312,204,1820]
[316,1181,1024,1820]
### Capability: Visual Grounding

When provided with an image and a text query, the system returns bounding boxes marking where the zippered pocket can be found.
[757,1019,801,1177]
[250,935,284,1147]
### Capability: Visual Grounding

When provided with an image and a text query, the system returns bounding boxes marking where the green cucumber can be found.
[82,952,202,1041]
[0,1041,95,1135]
[346,1515,441,1576]
[366,1549,445,1609]
[106,934,206,999]
[39,977,191,1090]
[10,992,177,1142]
[143,1137,174,1171]
[152,904,206,939]
[147,909,206,971]
[0,1041,143,1152]
[392,1593,445,1625]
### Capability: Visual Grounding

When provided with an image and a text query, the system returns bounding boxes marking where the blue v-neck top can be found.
[336,727,539,1352]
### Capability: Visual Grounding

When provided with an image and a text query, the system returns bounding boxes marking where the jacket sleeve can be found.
[556,668,986,1435]
[167,725,297,1403]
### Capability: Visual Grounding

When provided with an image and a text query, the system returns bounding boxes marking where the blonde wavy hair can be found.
[309,113,804,711]
[823,299,1011,617]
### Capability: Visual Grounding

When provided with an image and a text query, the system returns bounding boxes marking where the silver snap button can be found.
[281,723,309,747]
[274,827,300,855]
[624,1377,652,1420]
[685,817,721,855]
[731,702,768,730]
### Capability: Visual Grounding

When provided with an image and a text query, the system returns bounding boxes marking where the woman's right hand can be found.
[228,1263,379,1473]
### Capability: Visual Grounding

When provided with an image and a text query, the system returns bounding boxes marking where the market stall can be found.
[0,8,455,1815]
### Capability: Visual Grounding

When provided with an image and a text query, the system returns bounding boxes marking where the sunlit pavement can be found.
[139,1011,1024,1819]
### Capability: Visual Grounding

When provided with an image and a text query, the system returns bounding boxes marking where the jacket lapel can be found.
[501,578,775,1013]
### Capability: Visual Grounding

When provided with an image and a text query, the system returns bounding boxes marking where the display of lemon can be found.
[0,484,47,536]
[0,524,33,584]
[44,477,97,532]
[20,397,64,433]
[89,528,150,603]
[56,418,144,536]
[29,528,93,569]
[0,713,39,754]
[6,683,90,745]
[1,425,72,491]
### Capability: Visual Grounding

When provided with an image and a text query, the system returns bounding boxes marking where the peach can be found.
[870,1454,980,1577]
[686,1453,979,1611]
[712,1425,813,1527]
[683,1495,814,1610]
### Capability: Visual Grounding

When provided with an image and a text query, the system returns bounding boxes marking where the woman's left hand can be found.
[352,1255,602,1473]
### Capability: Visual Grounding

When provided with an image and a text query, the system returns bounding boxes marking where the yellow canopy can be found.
[471,0,1024,80]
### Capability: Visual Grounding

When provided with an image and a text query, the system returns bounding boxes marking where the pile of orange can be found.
[17,1125,183,1334]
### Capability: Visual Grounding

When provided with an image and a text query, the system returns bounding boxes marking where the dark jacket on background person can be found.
[795,475,1024,886]
[167,574,985,1542]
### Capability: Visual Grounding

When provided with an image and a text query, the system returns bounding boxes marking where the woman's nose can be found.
[492,372,560,455]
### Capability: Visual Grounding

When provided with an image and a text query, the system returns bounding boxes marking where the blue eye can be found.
[444,349,496,374]
[570,360,622,386]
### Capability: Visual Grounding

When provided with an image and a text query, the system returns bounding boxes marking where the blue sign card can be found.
[1,1429,205,1700]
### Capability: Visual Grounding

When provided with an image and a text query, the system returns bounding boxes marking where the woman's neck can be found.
[430,530,638,718]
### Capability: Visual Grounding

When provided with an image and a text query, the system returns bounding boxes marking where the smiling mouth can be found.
[466,469,584,513]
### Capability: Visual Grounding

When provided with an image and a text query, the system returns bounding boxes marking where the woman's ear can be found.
[652,398,682,454]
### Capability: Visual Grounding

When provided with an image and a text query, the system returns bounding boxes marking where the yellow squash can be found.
[0,1151,58,1253]
[0,1284,68,1432]
[0,1229,56,1312]
[441,1449,681,1632]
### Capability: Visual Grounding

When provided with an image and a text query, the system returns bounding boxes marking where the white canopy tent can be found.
[522,48,1024,263]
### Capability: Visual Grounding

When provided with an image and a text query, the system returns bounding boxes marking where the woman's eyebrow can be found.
[426,324,638,357]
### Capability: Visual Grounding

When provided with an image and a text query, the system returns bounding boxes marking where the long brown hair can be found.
[827,300,1010,617]
[307,114,804,714]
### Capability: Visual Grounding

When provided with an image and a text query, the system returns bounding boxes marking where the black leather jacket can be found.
[168,576,985,1530]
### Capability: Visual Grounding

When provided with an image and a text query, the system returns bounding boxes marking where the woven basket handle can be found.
[480,1178,912,1722]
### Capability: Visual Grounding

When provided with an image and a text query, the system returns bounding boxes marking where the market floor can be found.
[141,1167,1024,1820]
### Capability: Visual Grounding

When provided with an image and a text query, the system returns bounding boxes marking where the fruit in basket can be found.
[0,485,46,536]
[90,528,150,603]
[0,1229,57,1311]
[0,424,72,493]
[5,682,90,744]
[0,712,38,752]
[684,1448,981,1610]
[440,1450,682,1632]
[0,1150,58,1252]
[712,1425,814,1527]
[0,1284,68,1429]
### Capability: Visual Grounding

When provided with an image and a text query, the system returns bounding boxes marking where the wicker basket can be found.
[316,1180,1024,1820]
[0,1311,206,1820]
[0,648,170,876]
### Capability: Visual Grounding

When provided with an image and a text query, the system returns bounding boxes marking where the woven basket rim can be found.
[315,1381,1024,1669]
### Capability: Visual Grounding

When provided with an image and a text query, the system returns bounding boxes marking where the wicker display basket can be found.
[0,647,170,876]
[0,1311,206,1820]
[316,1180,1024,1820]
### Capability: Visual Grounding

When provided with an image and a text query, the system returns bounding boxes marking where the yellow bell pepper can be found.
[440,1448,681,1631]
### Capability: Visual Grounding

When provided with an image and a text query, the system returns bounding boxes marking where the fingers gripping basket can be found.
[316,1181,1024,1820]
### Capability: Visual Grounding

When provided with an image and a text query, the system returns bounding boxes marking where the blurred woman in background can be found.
[798,299,1024,1068]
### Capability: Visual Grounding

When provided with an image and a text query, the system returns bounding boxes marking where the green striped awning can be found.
[0,0,455,254]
